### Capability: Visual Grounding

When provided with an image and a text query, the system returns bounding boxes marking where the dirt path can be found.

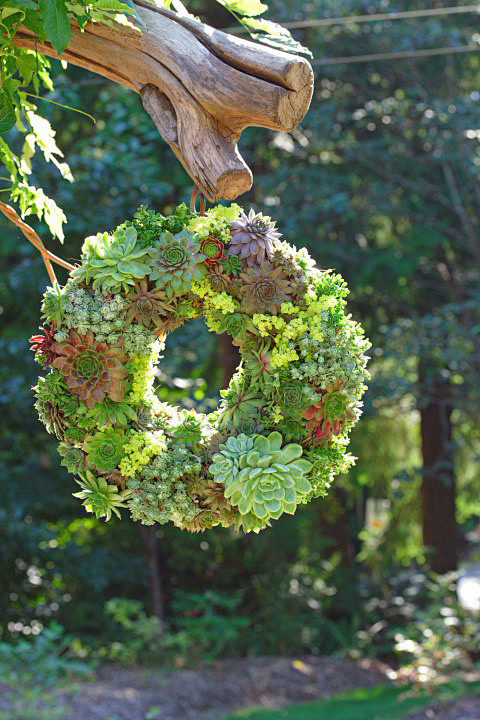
[56,656,388,720]
[405,695,480,720]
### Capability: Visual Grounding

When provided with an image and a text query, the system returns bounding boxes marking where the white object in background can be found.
[457,568,480,613]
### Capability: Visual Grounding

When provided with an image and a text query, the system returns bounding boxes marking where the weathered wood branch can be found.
[14,3,314,201]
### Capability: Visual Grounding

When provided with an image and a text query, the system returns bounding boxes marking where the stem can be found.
[23,92,96,123]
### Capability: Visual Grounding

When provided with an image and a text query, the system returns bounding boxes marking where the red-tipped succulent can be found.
[303,383,354,443]
[30,325,57,366]
[200,236,225,267]
[51,330,128,409]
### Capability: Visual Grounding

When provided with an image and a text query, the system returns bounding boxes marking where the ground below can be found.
[2,656,479,720]
[59,656,388,719]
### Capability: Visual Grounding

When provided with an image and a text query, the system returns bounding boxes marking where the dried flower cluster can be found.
[32,202,370,533]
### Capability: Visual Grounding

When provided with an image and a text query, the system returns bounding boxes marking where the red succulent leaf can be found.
[29,325,57,366]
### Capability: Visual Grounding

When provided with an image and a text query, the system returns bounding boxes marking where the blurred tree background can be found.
[0,0,479,676]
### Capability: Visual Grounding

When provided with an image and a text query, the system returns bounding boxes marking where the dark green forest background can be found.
[1,0,479,672]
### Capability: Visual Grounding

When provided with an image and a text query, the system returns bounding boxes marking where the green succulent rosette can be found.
[32,202,370,533]
[215,432,312,524]
[72,226,154,293]
[83,428,127,474]
[150,230,206,298]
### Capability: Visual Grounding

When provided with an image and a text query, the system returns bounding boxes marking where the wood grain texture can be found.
[14,5,314,200]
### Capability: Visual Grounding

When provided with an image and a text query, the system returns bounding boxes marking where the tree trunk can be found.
[13,2,313,201]
[419,368,457,573]
[219,333,241,387]
[139,526,164,620]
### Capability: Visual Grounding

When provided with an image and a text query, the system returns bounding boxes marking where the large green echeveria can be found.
[72,226,154,293]
[223,431,312,521]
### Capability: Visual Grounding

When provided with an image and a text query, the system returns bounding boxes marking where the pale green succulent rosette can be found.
[72,226,154,293]
[212,431,312,523]
[209,434,255,485]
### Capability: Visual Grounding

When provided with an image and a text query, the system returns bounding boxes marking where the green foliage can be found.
[0,623,93,720]
[33,201,369,536]
[102,597,162,665]
[162,590,249,662]
[1,0,479,679]
[57,442,84,472]
[38,0,71,56]
[354,571,480,682]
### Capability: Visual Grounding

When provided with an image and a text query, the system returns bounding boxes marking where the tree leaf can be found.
[0,90,16,134]
[225,0,268,17]
[242,16,312,57]
[38,0,71,56]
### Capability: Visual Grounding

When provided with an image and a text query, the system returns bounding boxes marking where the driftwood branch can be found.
[14,3,314,201]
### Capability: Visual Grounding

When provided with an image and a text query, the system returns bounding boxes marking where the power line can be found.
[222,4,480,33]
[312,43,479,66]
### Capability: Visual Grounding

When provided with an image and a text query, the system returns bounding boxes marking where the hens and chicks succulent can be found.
[32,202,370,533]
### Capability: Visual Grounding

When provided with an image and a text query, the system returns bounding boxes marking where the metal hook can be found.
[190,185,206,216]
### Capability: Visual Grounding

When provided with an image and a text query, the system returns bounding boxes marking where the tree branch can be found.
[13,5,314,201]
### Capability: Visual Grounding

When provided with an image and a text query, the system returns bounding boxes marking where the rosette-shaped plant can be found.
[172,410,204,449]
[209,434,254,486]
[83,428,127,473]
[216,313,257,344]
[220,255,243,277]
[217,376,264,431]
[34,372,80,440]
[86,397,138,428]
[303,384,354,442]
[124,279,174,332]
[229,210,281,266]
[275,380,307,418]
[35,398,68,440]
[51,330,128,409]
[200,236,225,267]
[276,418,305,443]
[186,475,237,532]
[150,230,206,298]
[41,283,66,328]
[207,265,230,293]
[221,431,312,522]
[244,343,274,389]
[58,443,85,473]
[73,227,154,293]
[73,470,132,521]
[239,262,292,315]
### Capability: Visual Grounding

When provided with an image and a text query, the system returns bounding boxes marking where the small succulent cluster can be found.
[32,202,370,533]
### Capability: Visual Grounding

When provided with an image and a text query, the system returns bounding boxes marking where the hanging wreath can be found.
[31,202,370,533]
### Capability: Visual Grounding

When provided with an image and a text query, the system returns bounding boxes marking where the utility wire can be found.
[223,4,480,33]
[312,43,479,66]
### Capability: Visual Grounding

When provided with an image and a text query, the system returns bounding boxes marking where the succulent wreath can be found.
[31,203,370,533]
